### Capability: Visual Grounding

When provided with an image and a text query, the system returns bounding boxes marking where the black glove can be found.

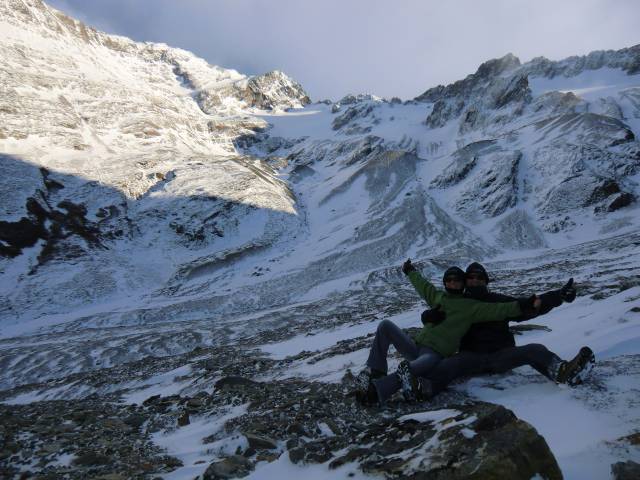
[517,295,538,314]
[421,306,446,326]
[560,278,576,303]
[402,259,416,275]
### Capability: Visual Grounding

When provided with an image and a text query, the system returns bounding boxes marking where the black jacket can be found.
[458,287,563,354]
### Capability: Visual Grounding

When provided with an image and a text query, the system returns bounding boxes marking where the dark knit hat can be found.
[442,266,464,291]
[465,262,489,283]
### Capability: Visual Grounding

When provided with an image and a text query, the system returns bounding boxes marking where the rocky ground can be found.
[2,321,639,479]
[1,231,639,478]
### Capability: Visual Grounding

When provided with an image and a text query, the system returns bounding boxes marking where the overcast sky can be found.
[47,0,640,101]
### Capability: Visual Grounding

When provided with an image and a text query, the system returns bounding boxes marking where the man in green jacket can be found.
[355,259,537,406]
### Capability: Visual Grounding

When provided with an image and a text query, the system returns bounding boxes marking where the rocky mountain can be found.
[1,1,640,479]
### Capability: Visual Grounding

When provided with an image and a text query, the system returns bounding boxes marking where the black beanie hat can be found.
[442,266,465,294]
[466,262,489,283]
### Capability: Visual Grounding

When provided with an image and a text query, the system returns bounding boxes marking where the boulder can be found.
[203,455,254,479]
[612,460,640,480]
[324,403,562,480]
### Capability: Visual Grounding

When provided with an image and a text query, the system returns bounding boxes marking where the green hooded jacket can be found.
[408,270,522,356]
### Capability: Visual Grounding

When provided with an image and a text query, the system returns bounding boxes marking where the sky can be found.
[46,0,640,101]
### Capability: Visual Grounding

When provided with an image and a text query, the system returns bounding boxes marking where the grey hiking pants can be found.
[366,320,442,404]
[423,343,562,397]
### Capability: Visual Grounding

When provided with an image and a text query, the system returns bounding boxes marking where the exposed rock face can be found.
[417,53,522,103]
[245,70,311,110]
[523,44,640,77]
[453,150,521,221]
[333,101,377,132]
[431,140,498,188]
[417,54,531,131]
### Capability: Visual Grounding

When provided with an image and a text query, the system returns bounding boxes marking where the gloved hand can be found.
[421,306,446,325]
[517,295,538,314]
[560,278,576,303]
[402,258,416,275]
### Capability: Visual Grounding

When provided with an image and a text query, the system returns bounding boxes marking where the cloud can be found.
[46,0,640,101]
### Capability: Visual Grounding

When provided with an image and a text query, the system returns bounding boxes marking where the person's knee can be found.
[377,319,395,334]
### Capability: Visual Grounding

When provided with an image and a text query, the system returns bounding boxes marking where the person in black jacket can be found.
[417,262,595,399]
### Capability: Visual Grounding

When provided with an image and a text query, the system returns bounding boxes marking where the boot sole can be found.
[567,348,596,386]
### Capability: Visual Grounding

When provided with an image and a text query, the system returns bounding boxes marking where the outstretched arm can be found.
[510,278,576,322]
[473,291,541,323]
[406,268,441,307]
[470,299,523,323]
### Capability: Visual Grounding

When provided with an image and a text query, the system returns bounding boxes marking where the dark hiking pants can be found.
[424,343,561,396]
[366,319,442,404]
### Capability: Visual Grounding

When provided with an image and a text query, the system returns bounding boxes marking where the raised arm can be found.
[407,270,441,307]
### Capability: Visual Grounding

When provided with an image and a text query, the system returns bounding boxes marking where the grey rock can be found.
[612,460,640,480]
[38,443,63,455]
[72,451,111,466]
[214,376,260,389]
[177,411,190,426]
[607,192,635,212]
[287,446,306,464]
[203,455,254,479]
[244,433,278,450]
[244,70,311,110]
[285,422,308,436]
[123,414,146,428]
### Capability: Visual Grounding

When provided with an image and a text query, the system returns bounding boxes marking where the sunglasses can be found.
[466,273,485,280]
[444,276,464,283]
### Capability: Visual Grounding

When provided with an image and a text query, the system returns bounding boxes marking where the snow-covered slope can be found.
[1,1,640,479]
[0,0,309,328]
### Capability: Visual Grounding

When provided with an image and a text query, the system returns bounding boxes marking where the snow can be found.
[460,428,476,439]
[398,409,461,423]
[258,105,337,140]
[120,365,195,405]
[260,309,417,360]
[467,380,634,479]
[506,287,640,361]
[244,451,376,479]
[44,452,75,467]
[316,421,336,437]
[529,67,640,102]
[153,403,249,480]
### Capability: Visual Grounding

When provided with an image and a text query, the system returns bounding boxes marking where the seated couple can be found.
[355,260,595,406]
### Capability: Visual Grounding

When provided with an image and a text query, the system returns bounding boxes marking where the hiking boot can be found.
[355,380,379,406]
[354,367,384,393]
[555,346,595,386]
[396,361,419,402]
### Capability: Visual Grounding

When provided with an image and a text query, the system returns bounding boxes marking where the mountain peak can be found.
[474,52,521,79]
